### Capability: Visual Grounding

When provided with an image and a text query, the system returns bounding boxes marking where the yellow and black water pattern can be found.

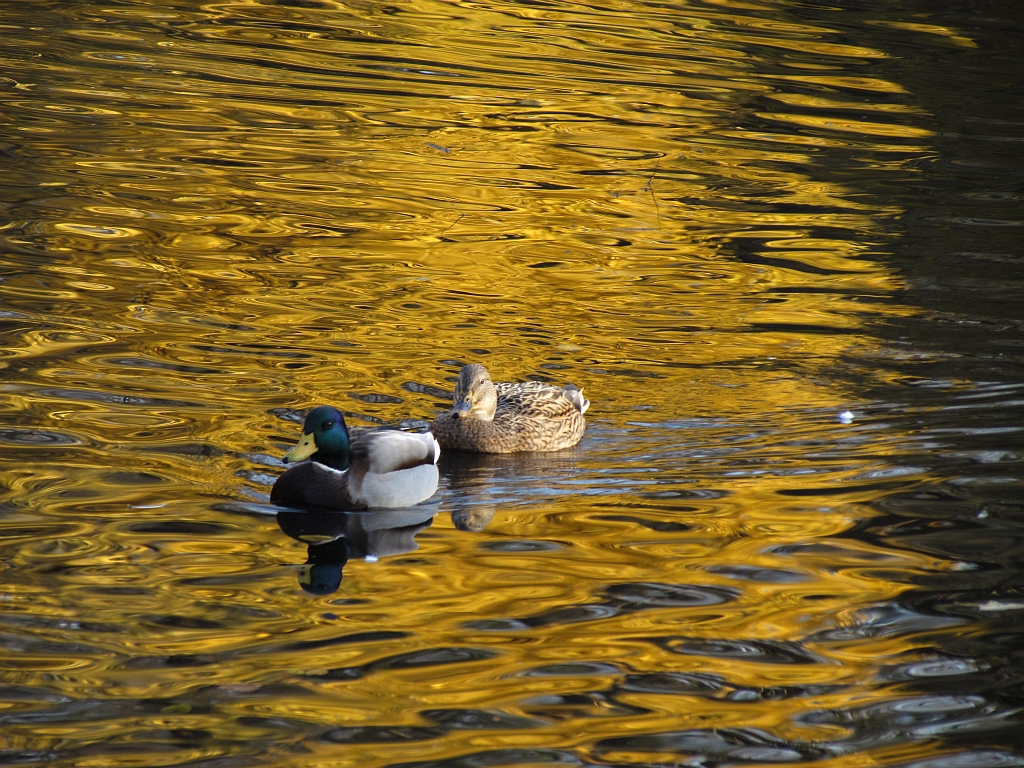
[2,0,1022,766]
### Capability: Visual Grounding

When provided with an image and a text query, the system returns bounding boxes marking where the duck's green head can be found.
[452,363,497,421]
[283,405,351,470]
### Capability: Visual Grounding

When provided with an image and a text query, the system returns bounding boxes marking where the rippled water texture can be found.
[2,0,1023,766]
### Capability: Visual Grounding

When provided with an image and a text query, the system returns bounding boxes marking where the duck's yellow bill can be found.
[283,432,317,463]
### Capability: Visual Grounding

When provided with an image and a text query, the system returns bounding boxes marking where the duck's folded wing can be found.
[496,384,589,419]
[350,430,441,475]
[494,381,550,396]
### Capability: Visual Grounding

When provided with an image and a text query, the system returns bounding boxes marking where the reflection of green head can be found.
[298,538,349,595]
[283,406,351,471]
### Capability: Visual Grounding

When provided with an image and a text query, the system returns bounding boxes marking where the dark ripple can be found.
[143,615,227,630]
[122,654,218,669]
[389,748,582,768]
[0,633,107,656]
[0,749,61,765]
[189,682,313,706]
[0,428,80,445]
[420,709,543,730]
[800,694,1018,749]
[276,630,408,653]
[307,647,498,681]
[150,443,224,458]
[881,657,983,682]
[593,513,691,531]
[805,695,991,726]
[706,564,809,583]
[0,698,175,725]
[594,727,826,763]
[900,752,1024,768]
[0,686,72,705]
[0,614,125,636]
[37,387,203,409]
[480,540,564,552]
[808,604,964,642]
[101,471,167,486]
[767,541,900,562]
[465,582,738,631]
[100,357,223,375]
[648,637,831,665]
[320,726,444,744]
[620,672,842,702]
[521,691,650,718]
[519,662,621,678]
[348,391,405,404]
[0,522,84,540]
[178,573,280,586]
[401,381,452,399]
[621,671,727,695]
[126,521,225,535]
[605,582,739,607]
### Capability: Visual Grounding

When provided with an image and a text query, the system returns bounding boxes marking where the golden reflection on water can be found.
[0,0,991,765]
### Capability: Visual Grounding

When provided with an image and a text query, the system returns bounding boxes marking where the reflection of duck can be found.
[278,507,437,594]
[451,505,495,532]
[298,538,349,595]
[271,406,440,510]
[439,449,581,534]
[431,364,589,453]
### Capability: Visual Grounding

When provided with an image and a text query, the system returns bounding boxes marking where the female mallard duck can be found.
[271,406,440,510]
[430,364,589,452]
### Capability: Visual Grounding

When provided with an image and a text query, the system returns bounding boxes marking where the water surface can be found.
[1,1,1023,766]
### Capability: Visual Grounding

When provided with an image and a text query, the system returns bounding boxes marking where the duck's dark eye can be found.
[322,420,334,430]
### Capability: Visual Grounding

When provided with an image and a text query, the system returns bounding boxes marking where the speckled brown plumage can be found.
[430,364,589,453]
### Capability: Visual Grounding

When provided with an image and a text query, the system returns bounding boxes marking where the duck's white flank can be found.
[357,463,440,509]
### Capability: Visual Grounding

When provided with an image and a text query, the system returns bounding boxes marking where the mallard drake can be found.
[430,364,589,452]
[271,406,440,510]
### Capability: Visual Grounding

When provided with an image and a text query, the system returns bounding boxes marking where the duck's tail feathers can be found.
[566,386,590,415]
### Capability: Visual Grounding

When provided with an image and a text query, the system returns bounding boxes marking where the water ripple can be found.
[0,0,1021,766]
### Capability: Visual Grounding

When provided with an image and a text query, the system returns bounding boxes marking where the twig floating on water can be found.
[641,159,662,229]
[440,213,464,238]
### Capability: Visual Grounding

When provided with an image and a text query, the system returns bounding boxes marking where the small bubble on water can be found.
[838,410,855,424]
